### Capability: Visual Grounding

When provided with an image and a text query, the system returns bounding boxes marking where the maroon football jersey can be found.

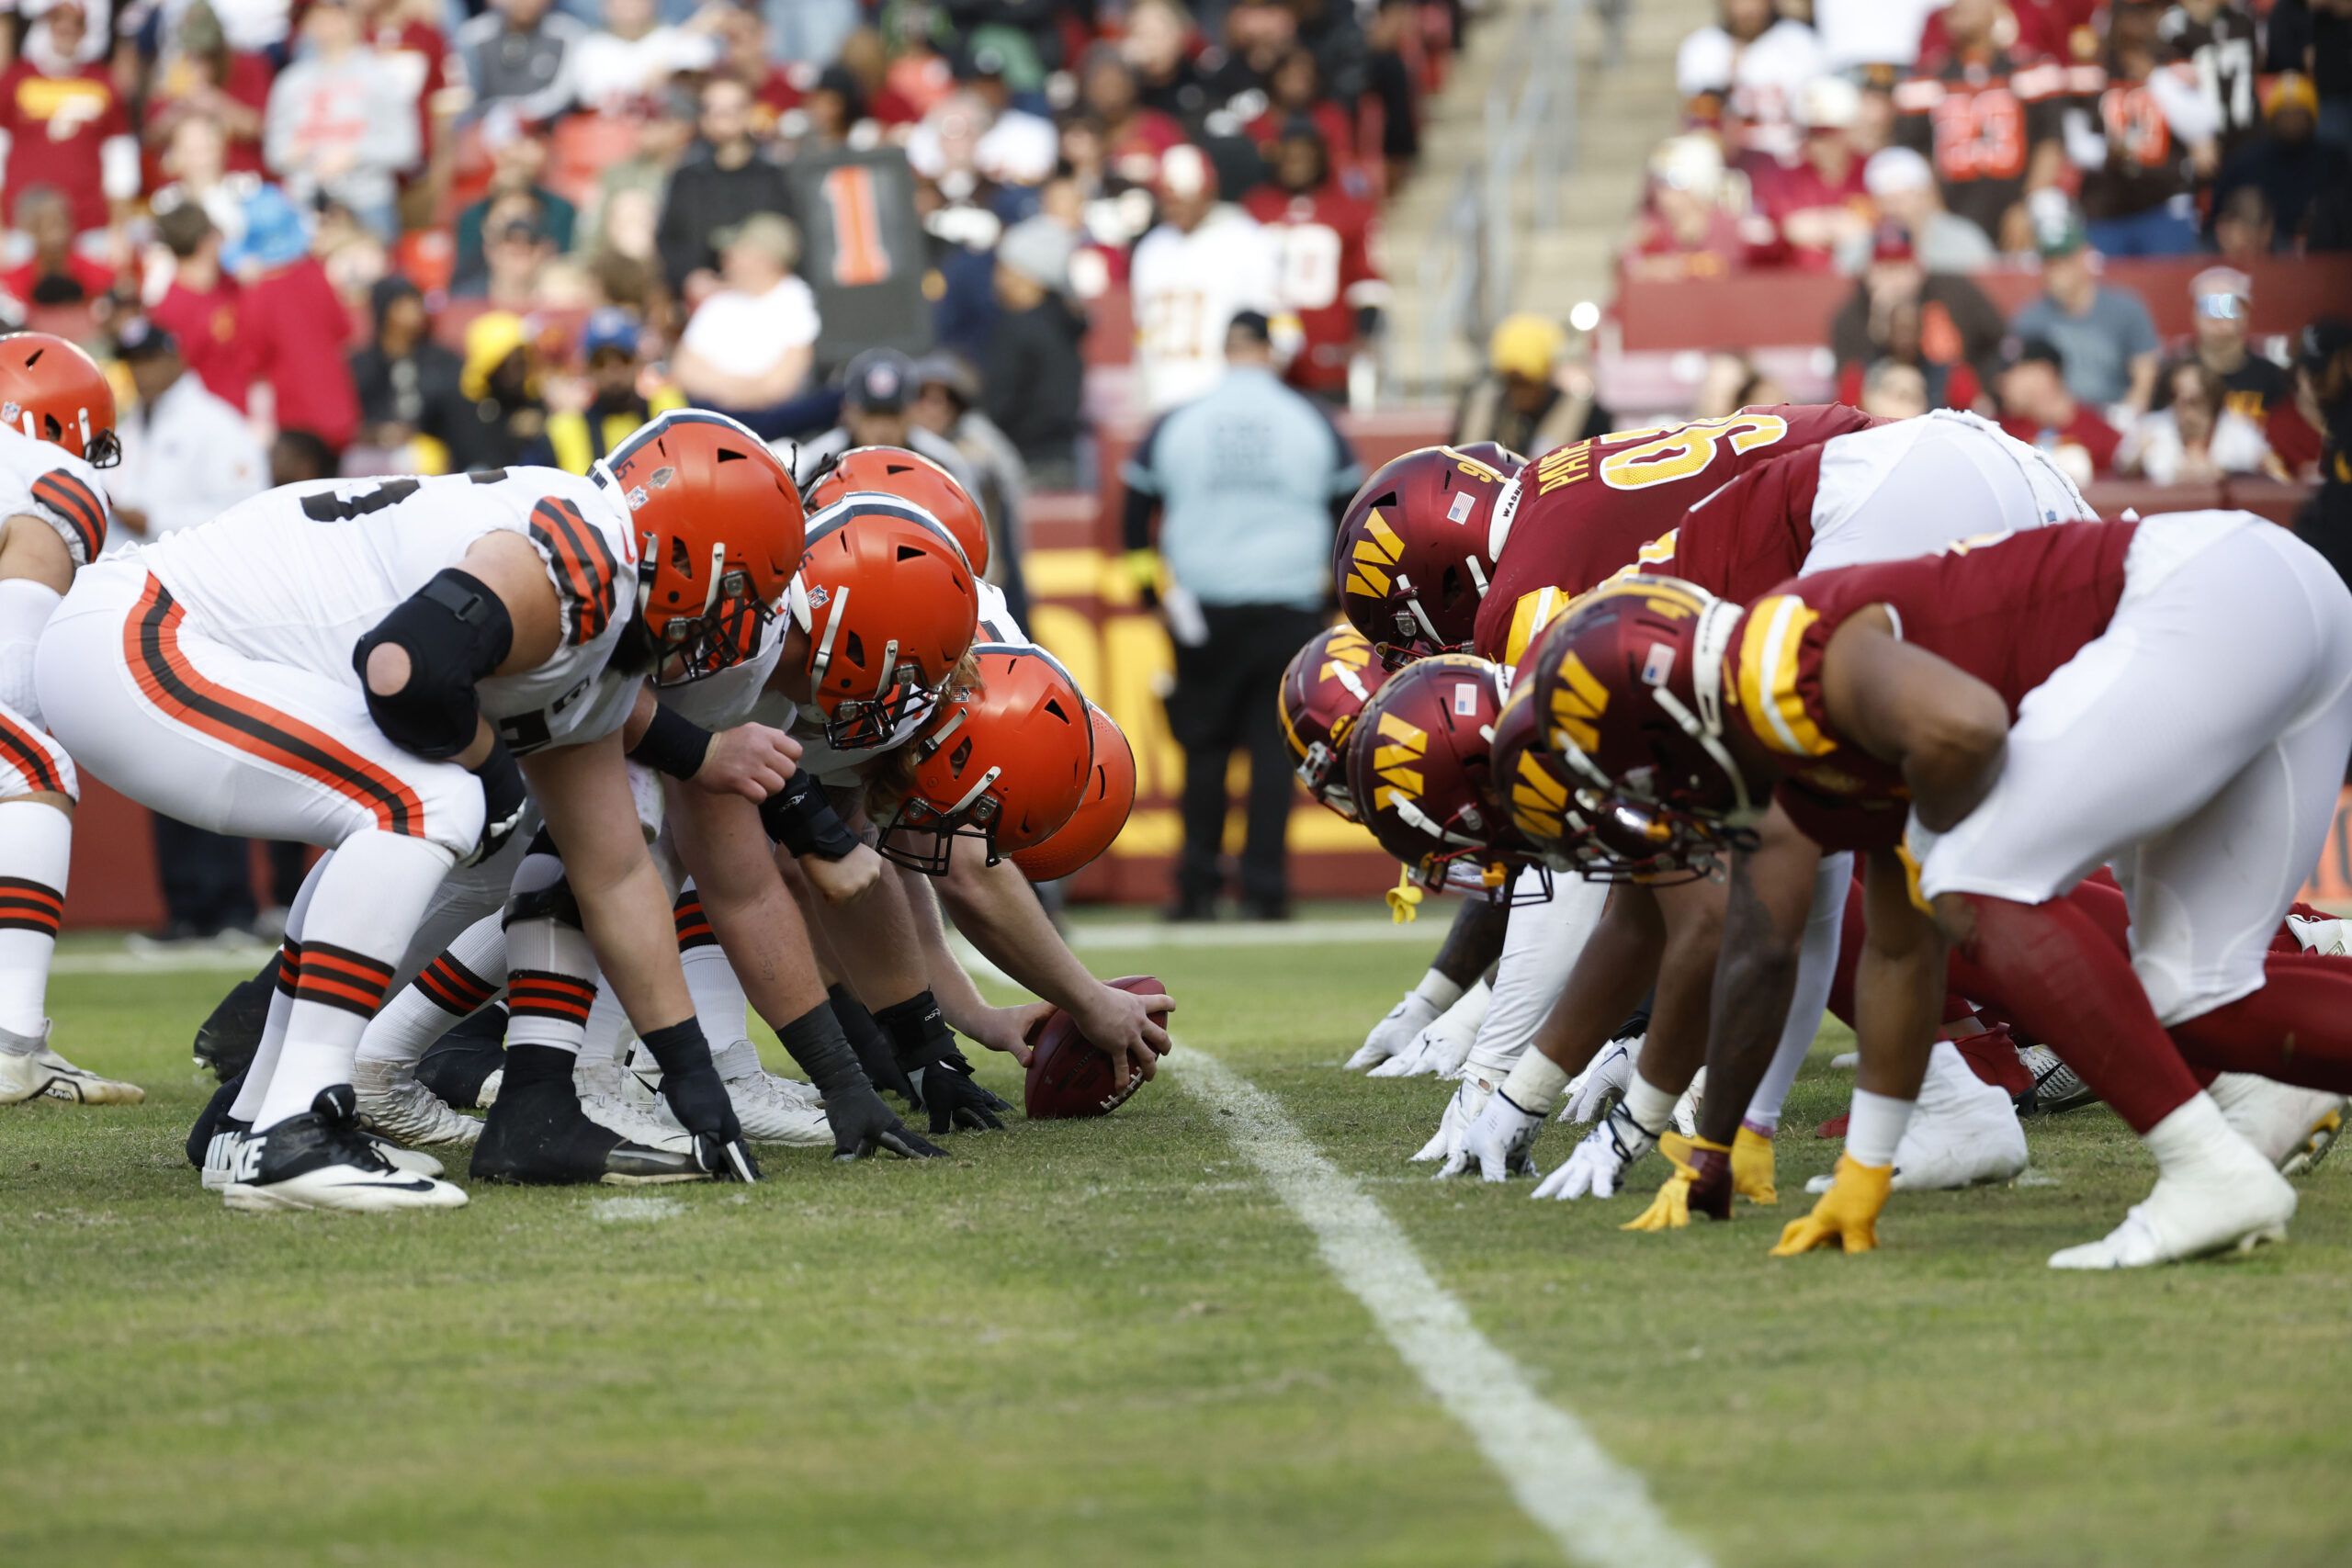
[1724,519,2140,850]
[1472,404,1884,667]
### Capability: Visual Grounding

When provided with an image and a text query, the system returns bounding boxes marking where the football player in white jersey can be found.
[37,410,804,1212]
[0,333,143,1110]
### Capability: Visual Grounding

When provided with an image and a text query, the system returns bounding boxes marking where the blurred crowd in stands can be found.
[0,0,1446,523]
[1600,0,2352,491]
[1,0,1463,943]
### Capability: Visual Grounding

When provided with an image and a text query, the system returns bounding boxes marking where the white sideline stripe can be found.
[1070,918,1430,951]
[52,950,266,976]
[1177,1045,1710,1568]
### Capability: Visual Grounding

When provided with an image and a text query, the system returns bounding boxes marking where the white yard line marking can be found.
[1070,918,1430,951]
[52,950,268,976]
[590,1195,684,1224]
[1178,1045,1712,1568]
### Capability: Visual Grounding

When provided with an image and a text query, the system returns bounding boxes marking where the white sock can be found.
[1622,1070,1682,1134]
[2143,1091,2246,1176]
[1746,851,1848,1135]
[1846,1089,1917,1168]
[256,831,455,1128]
[231,853,326,1123]
[1410,967,1466,1012]
[1498,1046,1571,1113]
[579,985,631,1072]
[680,917,751,1047]
[0,797,71,1037]
[358,914,506,1070]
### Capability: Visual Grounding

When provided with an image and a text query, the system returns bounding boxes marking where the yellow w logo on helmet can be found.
[1320,627,1375,677]
[1371,709,1427,808]
[1547,652,1609,755]
[1343,511,1406,600]
[1508,750,1571,842]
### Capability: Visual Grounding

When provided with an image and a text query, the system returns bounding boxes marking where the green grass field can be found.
[6,923,2350,1568]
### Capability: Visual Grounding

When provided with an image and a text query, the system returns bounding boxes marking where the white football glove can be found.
[1412,1073,1497,1163]
[1347,990,1442,1071]
[1560,1038,1638,1123]
[1370,1010,1477,1079]
[1436,1088,1544,1181]
[1532,1103,1660,1201]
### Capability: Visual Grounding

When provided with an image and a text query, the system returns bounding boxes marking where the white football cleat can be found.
[1347,989,1443,1071]
[2210,1074,2346,1178]
[0,1025,144,1106]
[1809,1073,2028,1193]
[354,1056,481,1146]
[367,1135,446,1180]
[224,1088,469,1214]
[576,1047,693,1154]
[2047,1156,2294,1269]
[709,1038,829,1142]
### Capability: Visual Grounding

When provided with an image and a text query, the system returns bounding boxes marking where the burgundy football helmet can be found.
[1516,574,1766,872]
[1277,626,1391,821]
[1341,653,1546,899]
[1332,445,1519,666]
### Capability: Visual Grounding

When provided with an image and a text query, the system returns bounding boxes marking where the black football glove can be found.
[640,1021,760,1182]
[777,1001,944,1161]
[876,993,1006,1134]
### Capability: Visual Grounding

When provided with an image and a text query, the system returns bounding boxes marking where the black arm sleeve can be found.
[759,770,862,860]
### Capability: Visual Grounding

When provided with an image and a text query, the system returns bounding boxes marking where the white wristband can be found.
[1499,1049,1571,1115]
[1410,968,1465,1011]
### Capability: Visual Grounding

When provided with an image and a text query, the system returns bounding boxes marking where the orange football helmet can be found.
[600,409,804,683]
[790,497,979,749]
[880,644,1093,874]
[805,446,989,576]
[1010,704,1136,881]
[0,332,119,467]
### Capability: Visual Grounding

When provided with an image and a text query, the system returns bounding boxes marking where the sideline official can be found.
[1121,311,1361,921]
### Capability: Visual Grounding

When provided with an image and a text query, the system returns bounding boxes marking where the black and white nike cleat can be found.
[222,1086,469,1213]
[470,1046,708,1187]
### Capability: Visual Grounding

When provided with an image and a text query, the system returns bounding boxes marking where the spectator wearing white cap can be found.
[2159,264,2322,471]
[672,211,820,412]
[1129,142,1279,414]
[1851,145,1996,274]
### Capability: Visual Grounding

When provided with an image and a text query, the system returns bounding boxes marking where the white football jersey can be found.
[1130,207,1279,414]
[0,424,113,567]
[137,467,639,752]
[660,602,790,731]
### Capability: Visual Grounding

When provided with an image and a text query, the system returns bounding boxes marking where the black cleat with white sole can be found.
[470,1046,708,1187]
[223,1086,469,1213]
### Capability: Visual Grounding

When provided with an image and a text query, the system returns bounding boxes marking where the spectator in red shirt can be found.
[147,201,255,412]
[1749,75,1872,271]
[0,0,140,235]
[141,3,271,186]
[225,186,361,453]
[0,186,119,304]
[1245,48,1364,196]
[1997,336,2122,482]
[1244,118,1385,400]
[1625,133,1767,281]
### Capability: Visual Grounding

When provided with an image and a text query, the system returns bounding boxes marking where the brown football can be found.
[1023,975,1170,1120]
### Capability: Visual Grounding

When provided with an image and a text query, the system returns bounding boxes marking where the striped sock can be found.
[0,799,70,1037]
[507,969,598,1055]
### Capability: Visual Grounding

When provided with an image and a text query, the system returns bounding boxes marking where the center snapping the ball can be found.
[1023,975,1169,1120]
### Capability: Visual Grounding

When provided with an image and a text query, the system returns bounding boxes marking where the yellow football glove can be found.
[1770,1155,1892,1257]
[1122,548,1162,603]
[1732,1125,1778,1205]
[1623,1132,1732,1232]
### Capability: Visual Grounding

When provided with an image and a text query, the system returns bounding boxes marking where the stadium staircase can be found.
[1384,0,1713,398]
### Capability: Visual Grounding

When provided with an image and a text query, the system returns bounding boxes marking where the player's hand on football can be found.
[959,1000,1051,1066]
[1770,1156,1891,1257]
[1560,1038,1636,1123]
[1532,1102,1659,1201]
[802,842,883,905]
[1347,989,1440,1071]
[1073,983,1173,1092]
[657,1058,763,1183]
[1413,1072,1497,1163]
[824,1077,946,1161]
[1437,1088,1543,1181]
[694,723,800,801]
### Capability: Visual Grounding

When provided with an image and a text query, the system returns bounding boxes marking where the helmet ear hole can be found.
[949,737,973,771]
[844,630,866,666]
[670,536,694,576]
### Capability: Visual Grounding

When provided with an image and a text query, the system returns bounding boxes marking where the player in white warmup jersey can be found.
[0,333,143,1109]
[37,410,804,1212]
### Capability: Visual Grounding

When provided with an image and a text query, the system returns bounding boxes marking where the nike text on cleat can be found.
[201,1119,252,1191]
[222,1088,468,1213]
